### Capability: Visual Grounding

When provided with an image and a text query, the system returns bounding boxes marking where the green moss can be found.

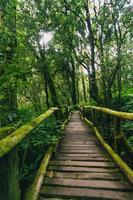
[24,146,54,200]
[83,117,133,185]
[83,106,133,120]
[0,107,58,158]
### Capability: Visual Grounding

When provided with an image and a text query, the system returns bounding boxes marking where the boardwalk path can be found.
[39,111,133,199]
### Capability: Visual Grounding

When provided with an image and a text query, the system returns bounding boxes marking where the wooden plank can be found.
[61,141,95,144]
[56,157,111,161]
[43,178,132,191]
[57,153,107,157]
[59,150,102,154]
[59,146,100,150]
[56,154,108,159]
[46,171,122,181]
[59,147,100,151]
[61,140,95,142]
[59,144,98,147]
[48,166,120,173]
[49,160,116,168]
[62,138,90,141]
[61,143,97,147]
[40,186,133,199]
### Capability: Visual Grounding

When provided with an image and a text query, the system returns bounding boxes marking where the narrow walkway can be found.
[39,112,133,200]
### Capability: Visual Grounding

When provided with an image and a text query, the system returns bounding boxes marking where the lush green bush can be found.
[18,111,63,196]
[120,92,133,147]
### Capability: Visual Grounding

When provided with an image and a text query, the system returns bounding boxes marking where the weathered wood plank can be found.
[59,149,103,154]
[61,141,95,144]
[43,178,132,191]
[48,166,120,173]
[57,152,106,156]
[59,146,100,150]
[40,186,133,200]
[59,144,98,147]
[56,157,111,161]
[46,171,122,181]
[49,160,116,168]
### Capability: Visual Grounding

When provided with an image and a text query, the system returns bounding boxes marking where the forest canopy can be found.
[0,0,133,124]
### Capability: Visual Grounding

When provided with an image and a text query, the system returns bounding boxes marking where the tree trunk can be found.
[0,149,20,200]
[81,68,87,102]
[71,60,77,105]
[42,66,59,106]
[44,78,50,108]
[0,2,20,199]
[85,1,98,102]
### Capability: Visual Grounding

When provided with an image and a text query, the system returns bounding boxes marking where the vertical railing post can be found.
[91,108,95,122]
[0,148,20,200]
[67,106,70,118]
[54,106,60,120]
[83,107,85,118]
[114,117,121,153]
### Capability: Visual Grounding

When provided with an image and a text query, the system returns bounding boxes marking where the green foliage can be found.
[19,116,62,195]
[120,91,133,148]
[17,106,39,124]
[128,136,133,146]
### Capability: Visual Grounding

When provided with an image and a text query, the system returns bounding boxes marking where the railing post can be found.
[66,106,70,118]
[114,117,121,153]
[83,107,85,118]
[0,148,20,200]
[54,107,61,120]
[91,108,95,122]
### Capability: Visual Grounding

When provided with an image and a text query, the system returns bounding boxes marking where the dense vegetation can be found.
[0,0,133,197]
[0,0,133,121]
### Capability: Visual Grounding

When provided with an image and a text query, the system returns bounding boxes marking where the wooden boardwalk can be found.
[39,111,133,200]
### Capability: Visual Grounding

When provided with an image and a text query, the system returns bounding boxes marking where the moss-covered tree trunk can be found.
[71,59,77,105]
[85,1,98,102]
[38,50,59,107]
[0,148,20,200]
[43,67,59,106]
[81,68,87,102]
[0,2,20,199]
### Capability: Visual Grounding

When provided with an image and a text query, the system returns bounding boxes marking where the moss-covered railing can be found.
[24,114,71,200]
[0,107,60,200]
[83,105,133,120]
[80,105,133,184]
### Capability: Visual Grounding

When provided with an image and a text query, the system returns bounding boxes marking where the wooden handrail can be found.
[24,146,54,200]
[82,105,133,120]
[23,111,71,200]
[83,117,133,184]
[0,107,58,158]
